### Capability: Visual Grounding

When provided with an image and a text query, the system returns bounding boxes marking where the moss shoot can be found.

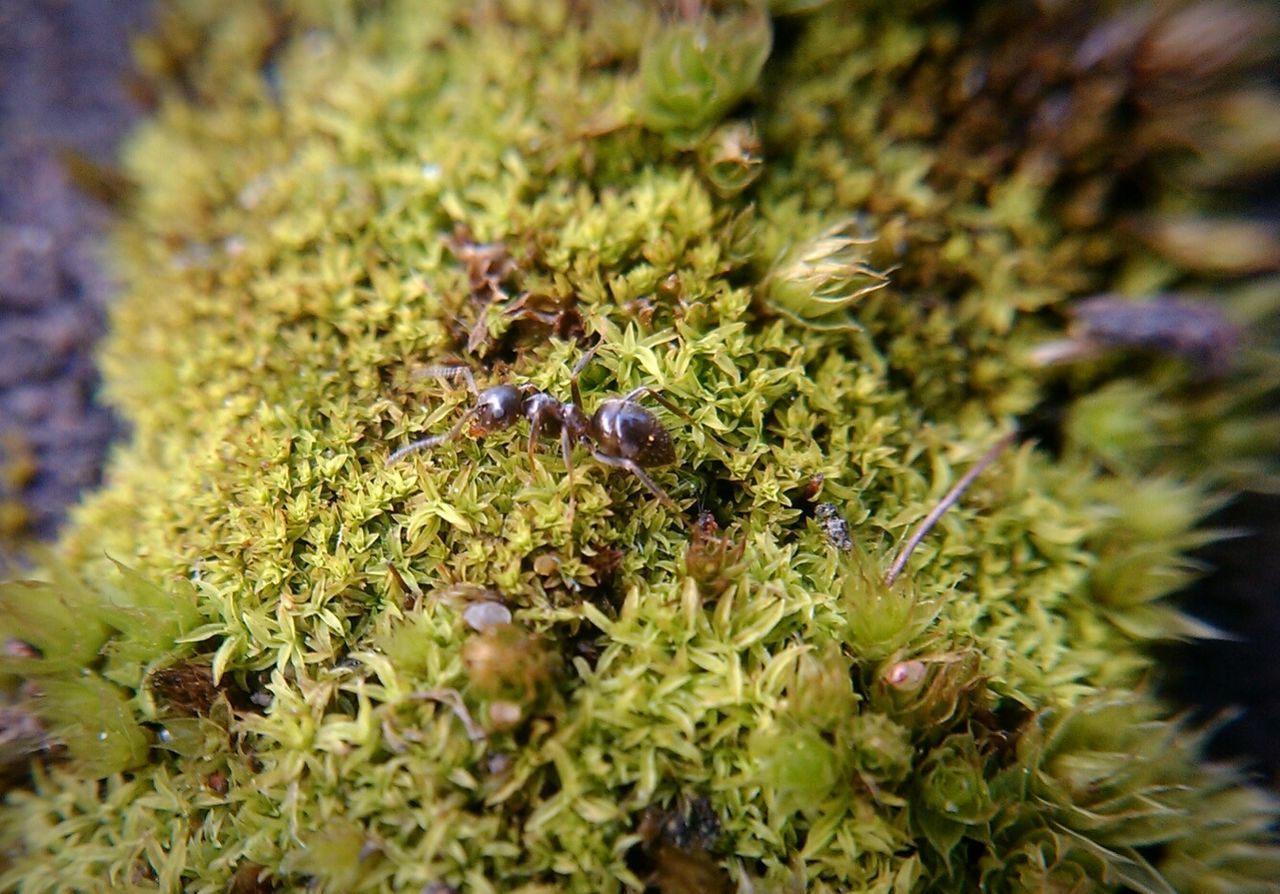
[3,1,1280,891]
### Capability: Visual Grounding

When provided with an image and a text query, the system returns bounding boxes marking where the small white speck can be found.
[421,163,442,181]
[238,173,273,210]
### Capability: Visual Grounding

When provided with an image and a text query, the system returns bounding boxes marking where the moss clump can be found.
[3,0,1280,891]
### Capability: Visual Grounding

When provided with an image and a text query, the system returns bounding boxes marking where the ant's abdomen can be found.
[596,401,676,466]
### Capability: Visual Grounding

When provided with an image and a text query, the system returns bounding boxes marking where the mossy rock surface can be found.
[3,1,1280,891]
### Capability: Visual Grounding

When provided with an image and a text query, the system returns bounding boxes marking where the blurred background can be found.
[1,0,1277,791]
[0,0,147,545]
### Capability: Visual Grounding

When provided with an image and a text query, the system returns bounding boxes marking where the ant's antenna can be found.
[569,343,599,408]
[386,409,479,465]
[388,364,482,465]
[416,364,479,395]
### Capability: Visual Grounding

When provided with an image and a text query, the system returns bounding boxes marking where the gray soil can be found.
[0,0,150,554]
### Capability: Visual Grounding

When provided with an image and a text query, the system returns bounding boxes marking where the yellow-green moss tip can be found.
[3,0,1280,892]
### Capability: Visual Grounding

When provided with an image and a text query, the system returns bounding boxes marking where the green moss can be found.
[634,9,772,149]
[3,0,1279,891]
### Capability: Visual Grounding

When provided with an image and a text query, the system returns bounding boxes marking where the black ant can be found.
[387,348,700,520]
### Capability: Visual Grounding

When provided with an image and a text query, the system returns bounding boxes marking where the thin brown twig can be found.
[884,431,1018,587]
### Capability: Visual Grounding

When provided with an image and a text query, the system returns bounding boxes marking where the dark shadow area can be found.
[1162,492,1280,788]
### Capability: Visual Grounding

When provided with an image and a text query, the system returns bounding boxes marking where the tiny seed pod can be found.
[698,121,764,197]
[206,770,229,795]
[871,652,984,731]
[762,222,890,331]
[884,659,927,691]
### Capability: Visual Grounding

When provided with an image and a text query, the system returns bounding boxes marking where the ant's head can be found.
[469,385,523,437]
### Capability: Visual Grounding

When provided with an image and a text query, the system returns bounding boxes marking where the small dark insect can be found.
[1029,294,1239,378]
[814,502,853,552]
[387,348,697,520]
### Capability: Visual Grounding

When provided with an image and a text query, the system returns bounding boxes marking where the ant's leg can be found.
[621,386,694,423]
[526,414,544,480]
[520,387,558,480]
[569,344,599,407]
[589,449,680,515]
[571,344,600,376]
[562,426,577,525]
[386,408,477,466]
